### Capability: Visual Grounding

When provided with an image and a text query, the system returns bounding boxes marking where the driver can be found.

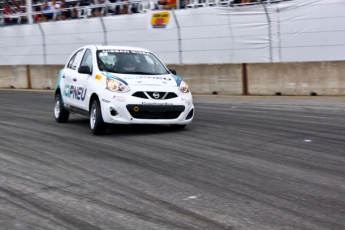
[121,56,137,72]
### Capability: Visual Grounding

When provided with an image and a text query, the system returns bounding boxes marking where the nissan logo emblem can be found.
[153,92,160,99]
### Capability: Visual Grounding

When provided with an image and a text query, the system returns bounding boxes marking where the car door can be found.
[61,48,85,107]
[73,48,94,110]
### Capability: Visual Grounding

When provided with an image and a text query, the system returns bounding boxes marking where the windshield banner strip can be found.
[101,50,149,55]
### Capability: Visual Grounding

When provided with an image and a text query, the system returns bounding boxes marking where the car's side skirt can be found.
[64,105,89,118]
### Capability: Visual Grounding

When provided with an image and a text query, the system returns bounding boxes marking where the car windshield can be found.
[96,49,169,75]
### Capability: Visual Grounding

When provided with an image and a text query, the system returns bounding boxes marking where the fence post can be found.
[99,16,107,45]
[37,22,47,65]
[26,0,34,24]
[171,9,182,64]
[277,4,282,62]
[261,0,273,62]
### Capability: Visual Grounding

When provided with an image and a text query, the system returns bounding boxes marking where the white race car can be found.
[54,45,194,134]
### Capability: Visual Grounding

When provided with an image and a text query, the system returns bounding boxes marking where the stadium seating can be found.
[0,0,291,26]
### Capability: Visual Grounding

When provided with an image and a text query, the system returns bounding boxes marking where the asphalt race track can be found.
[1,90,345,230]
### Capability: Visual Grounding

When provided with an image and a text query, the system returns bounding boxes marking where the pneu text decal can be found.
[64,84,87,101]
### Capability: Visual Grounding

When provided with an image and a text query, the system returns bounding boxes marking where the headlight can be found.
[179,80,189,93]
[106,78,130,92]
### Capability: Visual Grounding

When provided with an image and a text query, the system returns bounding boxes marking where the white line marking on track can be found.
[184,195,198,200]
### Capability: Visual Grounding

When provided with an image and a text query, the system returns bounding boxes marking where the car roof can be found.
[94,45,151,52]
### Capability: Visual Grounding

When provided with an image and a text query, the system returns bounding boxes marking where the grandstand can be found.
[0,0,290,25]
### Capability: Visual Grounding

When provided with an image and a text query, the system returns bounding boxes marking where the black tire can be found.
[54,93,69,123]
[170,124,186,130]
[90,99,107,135]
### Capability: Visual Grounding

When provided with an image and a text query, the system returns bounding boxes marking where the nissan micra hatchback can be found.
[54,45,194,135]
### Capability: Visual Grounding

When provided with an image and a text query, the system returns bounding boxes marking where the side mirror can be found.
[78,66,92,75]
[169,69,177,75]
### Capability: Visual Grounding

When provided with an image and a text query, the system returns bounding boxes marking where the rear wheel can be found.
[54,93,69,123]
[90,99,107,135]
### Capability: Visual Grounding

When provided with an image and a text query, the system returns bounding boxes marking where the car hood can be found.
[103,72,181,87]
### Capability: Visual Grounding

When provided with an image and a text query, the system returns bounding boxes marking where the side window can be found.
[80,49,93,70]
[67,49,84,70]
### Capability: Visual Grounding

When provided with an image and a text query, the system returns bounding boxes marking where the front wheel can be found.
[90,99,107,135]
[54,93,69,123]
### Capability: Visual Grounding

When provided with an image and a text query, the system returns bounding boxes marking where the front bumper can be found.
[100,86,194,125]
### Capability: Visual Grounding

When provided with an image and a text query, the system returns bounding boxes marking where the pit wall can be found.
[0,61,344,96]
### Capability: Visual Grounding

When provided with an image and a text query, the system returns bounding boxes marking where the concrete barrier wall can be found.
[1,61,345,95]
[0,65,28,89]
[29,65,64,89]
[247,61,345,96]
[167,64,243,95]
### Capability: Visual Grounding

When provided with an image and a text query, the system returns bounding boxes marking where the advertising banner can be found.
[147,11,173,29]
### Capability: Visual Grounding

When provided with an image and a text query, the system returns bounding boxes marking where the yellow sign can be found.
[151,12,170,29]
[95,74,102,81]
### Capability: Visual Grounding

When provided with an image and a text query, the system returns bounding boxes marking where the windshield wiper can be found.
[99,68,113,73]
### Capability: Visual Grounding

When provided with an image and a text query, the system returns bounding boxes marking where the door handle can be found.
[73,78,77,82]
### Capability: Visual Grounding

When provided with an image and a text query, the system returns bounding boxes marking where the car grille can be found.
[165,92,178,99]
[146,91,166,99]
[132,91,178,100]
[132,91,148,99]
[127,104,185,119]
